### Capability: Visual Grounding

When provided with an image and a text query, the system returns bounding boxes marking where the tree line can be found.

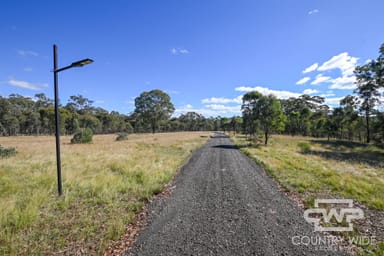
[0,90,224,136]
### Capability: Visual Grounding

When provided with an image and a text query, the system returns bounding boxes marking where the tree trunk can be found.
[264,131,268,145]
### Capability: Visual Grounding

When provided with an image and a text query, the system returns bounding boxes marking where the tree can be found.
[354,61,382,143]
[230,116,242,134]
[340,95,359,141]
[66,95,95,114]
[134,89,175,133]
[242,91,285,145]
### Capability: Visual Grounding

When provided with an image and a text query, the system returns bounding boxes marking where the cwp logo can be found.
[304,199,364,232]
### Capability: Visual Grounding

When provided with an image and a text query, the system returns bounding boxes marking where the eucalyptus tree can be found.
[242,91,285,145]
[134,89,175,133]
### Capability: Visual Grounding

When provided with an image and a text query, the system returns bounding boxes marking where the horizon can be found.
[1,0,384,117]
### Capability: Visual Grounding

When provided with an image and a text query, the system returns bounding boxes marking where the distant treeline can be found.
[0,91,223,136]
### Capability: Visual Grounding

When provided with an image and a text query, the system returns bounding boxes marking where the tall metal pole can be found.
[53,44,63,196]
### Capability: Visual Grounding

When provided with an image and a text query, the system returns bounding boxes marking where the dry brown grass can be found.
[0,132,210,255]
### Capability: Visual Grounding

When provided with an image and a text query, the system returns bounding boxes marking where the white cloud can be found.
[308,9,319,15]
[201,95,242,104]
[302,63,318,74]
[311,74,332,85]
[302,89,319,95]
[170,47,190,55]
[174,103,241,117]
[204,104,241,112]
[324,97,343,106]
[24,67,33,72]
[319,92,336,97]
[17,50,39,57]
[235,86,301,99]
[328,76,356,90]
[296,77,311,85]
[318,52,358,77]
[299,52,359,90]
[8,79,47,90]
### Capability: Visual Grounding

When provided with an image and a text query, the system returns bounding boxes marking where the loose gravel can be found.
[127,133,347,256]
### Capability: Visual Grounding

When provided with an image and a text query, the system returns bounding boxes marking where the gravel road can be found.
[127,133,347,256]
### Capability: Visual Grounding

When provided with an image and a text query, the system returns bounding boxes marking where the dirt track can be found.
[127,133,346,255]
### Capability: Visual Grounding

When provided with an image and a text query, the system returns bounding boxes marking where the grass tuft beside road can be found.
[0,132,209,255]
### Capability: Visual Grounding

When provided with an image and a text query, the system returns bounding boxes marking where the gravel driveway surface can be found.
[127,133,346,256]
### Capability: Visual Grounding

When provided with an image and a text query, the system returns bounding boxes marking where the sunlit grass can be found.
[232,134,384,209]
[0,132,209,255]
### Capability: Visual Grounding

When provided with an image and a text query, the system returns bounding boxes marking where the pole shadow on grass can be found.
[303,140,384,168]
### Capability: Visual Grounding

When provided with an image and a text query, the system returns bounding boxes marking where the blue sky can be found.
[1,0,383,117]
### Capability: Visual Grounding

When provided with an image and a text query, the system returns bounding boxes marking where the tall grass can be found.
[0,132,209,255]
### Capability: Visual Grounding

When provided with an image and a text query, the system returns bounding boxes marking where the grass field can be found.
[231,134,384,255]
[0,132,210,255]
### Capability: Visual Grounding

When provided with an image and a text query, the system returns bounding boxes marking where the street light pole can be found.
[53,44,93,196]
[53,44,63,196]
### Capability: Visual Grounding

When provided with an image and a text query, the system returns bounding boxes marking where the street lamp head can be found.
[71,58,94,67]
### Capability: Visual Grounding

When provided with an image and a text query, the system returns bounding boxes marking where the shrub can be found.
[0,145,18,158]
[71,128,93,144]
[297,142,311,154]
[116,132,128,141]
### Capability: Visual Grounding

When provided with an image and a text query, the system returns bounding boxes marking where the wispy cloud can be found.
[318,52,358,77]
[311,74,332,85]
[170,47,190,55]
[23,67,33,72]
[17,50,39,57]
[329,76,356,90]
[308,9,319,15]
[8,79,47,90]
[296,77,311,85]
[302,63,318,74]
[316,52,359,89]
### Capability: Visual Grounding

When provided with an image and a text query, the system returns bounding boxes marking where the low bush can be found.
[0,144,17,158]
[71,128,93,144]
[116,132,128,141]
[297,142,311,154]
